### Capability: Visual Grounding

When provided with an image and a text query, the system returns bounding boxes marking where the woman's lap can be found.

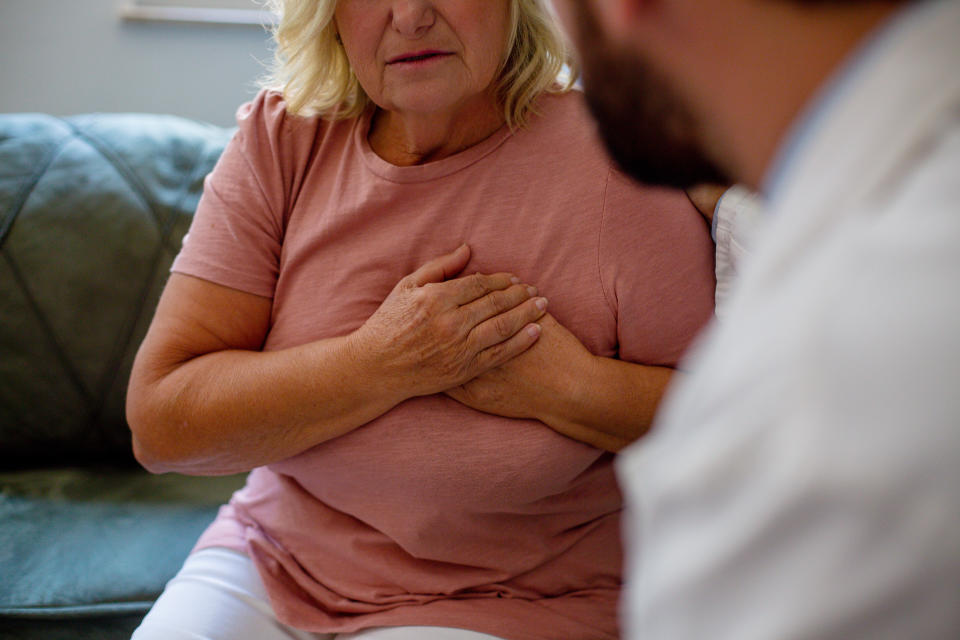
[131,548,505,640]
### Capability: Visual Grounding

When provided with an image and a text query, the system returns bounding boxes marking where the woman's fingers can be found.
[455,282,537,325]
[409,244,472,287]
[407,246,524,309]
[468,295,548,352]
[472,322,543,373]
[444,272,522,306]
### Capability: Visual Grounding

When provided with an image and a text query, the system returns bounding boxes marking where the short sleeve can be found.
[171,90,295,298]
[599,169,717,368]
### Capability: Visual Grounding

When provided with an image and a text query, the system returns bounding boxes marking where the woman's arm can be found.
[127,245,547,476]
[445,314,673,452]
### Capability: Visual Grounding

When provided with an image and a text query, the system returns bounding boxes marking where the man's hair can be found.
[261,0,577,128]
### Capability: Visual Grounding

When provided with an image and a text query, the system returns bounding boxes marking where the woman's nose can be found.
[391,0,436,38]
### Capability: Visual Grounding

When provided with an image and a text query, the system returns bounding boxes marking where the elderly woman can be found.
[126,1,715,639]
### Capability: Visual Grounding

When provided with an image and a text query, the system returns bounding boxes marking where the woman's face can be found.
[335,0,512,118]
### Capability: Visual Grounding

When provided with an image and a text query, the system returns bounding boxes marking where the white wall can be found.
[0,0,274,126]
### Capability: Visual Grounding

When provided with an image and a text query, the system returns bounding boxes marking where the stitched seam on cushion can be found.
[0,128,97,414]
[0,136,71,251]
[2,250,96,409]
[60,119,170,435]
[63,119,166,230]
[0,128,102,443]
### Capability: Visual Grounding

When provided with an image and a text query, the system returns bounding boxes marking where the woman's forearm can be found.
[537,358,675,452]
[444,314,677,452]
[128,333,403,476]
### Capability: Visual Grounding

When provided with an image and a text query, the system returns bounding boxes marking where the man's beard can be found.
[572,3,730,189]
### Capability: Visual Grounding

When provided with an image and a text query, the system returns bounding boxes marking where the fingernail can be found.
[527,323,542,337]
[526,285,538,296]
[511,276,521,284]
[535,297,548,311]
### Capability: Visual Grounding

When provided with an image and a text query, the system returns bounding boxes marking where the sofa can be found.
[0,112,247,639]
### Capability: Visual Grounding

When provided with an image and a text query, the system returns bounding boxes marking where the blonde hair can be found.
[262,0,578,128]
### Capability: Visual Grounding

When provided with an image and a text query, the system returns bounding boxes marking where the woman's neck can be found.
[368,96,505,166]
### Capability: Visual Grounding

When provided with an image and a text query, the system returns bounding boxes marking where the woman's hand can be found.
[353,244,549,399]
[445,313,674,452]
[444,313,586,420]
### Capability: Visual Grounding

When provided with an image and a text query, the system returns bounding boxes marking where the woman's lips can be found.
[387,51,452,65]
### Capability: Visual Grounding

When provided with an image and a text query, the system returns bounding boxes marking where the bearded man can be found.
[550,0,960,638]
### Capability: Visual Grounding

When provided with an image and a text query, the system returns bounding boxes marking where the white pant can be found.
[132,548,506,640]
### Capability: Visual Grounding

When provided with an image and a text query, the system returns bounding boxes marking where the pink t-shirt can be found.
[173,89,715,639]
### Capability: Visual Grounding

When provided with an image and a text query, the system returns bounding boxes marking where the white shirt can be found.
[619,1,960,638]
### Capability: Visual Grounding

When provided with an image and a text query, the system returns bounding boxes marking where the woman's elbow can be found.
[130,431,174,475]
[125,363,200,474]
[126,390,181,474]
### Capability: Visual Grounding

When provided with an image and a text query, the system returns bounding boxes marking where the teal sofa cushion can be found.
[0,468,245,633]
[0,113,232,467]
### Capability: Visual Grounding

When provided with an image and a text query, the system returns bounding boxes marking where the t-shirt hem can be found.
[275,591,620,640]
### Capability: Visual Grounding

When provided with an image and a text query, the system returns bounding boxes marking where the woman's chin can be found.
[379,94,467,120]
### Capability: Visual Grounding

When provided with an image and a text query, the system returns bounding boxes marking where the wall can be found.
[0,0,274,126]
